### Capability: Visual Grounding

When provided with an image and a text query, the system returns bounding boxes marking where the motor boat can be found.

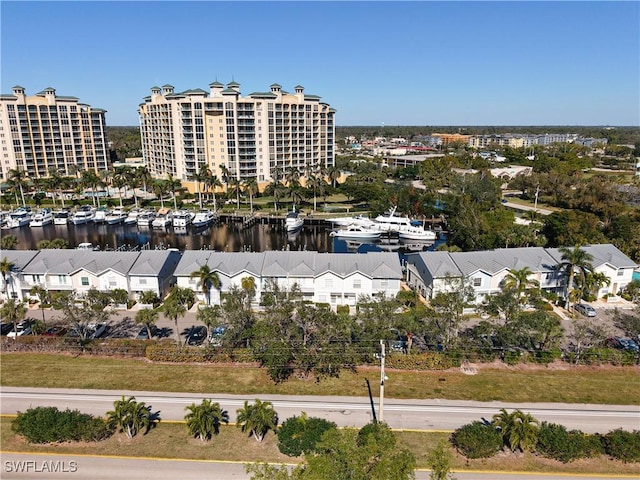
[285,207,304,232]
[326,214,376,228]
[372,206,415,234]
[397,225,438,241]
[124,208,141,225]
[53,209,70,225]
[92,207,108,224]
[192,209,217,228]
[329,224,382,240]
[105,208,127,225]
[7,208,31,228]
[29,209,53,227]
[172,210,192,228]
[152,208,172,228]
[137,210,155,227]
[70,207,94,225]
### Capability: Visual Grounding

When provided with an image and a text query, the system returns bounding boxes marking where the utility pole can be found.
[534,184,540,213]
[379,339,386,422]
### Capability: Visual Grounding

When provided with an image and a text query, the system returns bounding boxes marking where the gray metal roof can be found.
[22,250,139,276]
[410,251,462,278]
[206,252,264,277]
[262,251,316,277]
[173,251,211,276]
[314,252,402,279]
[0,250,40,271]
[546,244,638,269]
[129,250,181,277]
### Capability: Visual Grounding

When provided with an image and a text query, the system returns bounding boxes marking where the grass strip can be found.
[1,353,639,405]
[2,419,638,475]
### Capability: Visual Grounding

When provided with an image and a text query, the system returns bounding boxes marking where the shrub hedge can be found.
[385,352,454,370]
[537,422,603,463]
[450,421,503,459]
[12,406,113,444]
[277,415,337,457]
[603,429,640,463]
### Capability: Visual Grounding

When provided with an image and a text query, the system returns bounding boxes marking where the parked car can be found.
[187,326,207,346]
[136,325,159,340]
[575,303,597,317]
[7,320,33,338]
[88,323,108,339]
[618,338,640,353]
[44,326,68,337]
[0,322,14,336]
[208,325,226,346]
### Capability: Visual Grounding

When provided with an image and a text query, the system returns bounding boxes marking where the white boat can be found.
[76,242,96,250]
[29,209,53,227]
[124,208,141,225]
[330,224,382,240]
[372,206,417,234]
[326,214,376,228]
[7,209,32,228]
[152,208,172,228]
[53,209,70,225]
[105,208,127,225]
[92,208,108,224]
[70,207,94,225]
[398,225,437,241]
[285,207,304,232]
[172,210,192,228]
[192,209,217,228]
[137,210,155,227]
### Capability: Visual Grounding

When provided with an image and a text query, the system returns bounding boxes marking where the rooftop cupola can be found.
[270,83,282,94]
[12,85,25,96]
[162,84,174,95]
[151,86,161,95]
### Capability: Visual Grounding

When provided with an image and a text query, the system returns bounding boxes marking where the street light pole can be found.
[379,339,386,422]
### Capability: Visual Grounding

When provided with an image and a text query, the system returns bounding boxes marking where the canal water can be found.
[4,221,444,255]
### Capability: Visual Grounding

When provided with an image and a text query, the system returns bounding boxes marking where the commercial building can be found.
[0,86,109,182]
[138,82,336,188]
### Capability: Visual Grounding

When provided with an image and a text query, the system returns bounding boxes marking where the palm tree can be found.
[208,175,222,211]
[112,170,128,208]
[583,271,611,299]
[1,256,16,299]
[152,180,167,208]
[228,177,242,210]
[235,399,278,443]
[80,169,102,208]
[555,246,594,310]
[163,289,188,344]
[135,166,151,200]
[29,285,49,325]
[492,408,540,453]
[501,267,540,303]
[0,299,27,338]
[243,177,258,213]
[191,166,206,210]
[135,307,159,339]
[184,399,229,442]
[219,164,230,195]
[107,396,152,439]
[166,174,181,211]
[8,168,28,208]
[327,164,341,188]
[190,264,221,306]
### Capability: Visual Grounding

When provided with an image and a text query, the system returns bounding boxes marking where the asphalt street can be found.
[2,387,638,434]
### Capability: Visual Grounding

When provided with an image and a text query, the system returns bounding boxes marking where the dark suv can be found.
[187,326,207,346]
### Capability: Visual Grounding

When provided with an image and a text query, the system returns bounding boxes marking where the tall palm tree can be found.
[190,264,221,306]
[236,399,278,443]
[135,166,151,199]
[191,166,206,210]
[184,399,229,442]
[208,175,222,211]
[163,290,188,344]
[327,164,341,188]
[1,257,16,299]
[0,299,27,338]
[107,396,152,439]
[152,180,167,208]
[29,285,49,325]
[583,271,611,299]
[220,164,230,195]
[135,307,159,339]
[555,246,594,309]
[166,174,181,211]
[8,168,28,208]
[243,177,258,213]
[112,171,128,208]
[501,267,540,303]
[80,169,102,208]
[228,177,242,209]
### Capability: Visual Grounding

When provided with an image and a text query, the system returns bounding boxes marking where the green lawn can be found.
[2,419,638,476]
[1,353,639,405]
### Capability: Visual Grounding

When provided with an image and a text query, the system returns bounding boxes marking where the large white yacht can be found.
[53,209,71,225]
[152,208,172,228]
[172,210,192,228]
[70,207,94,225]
[105,208,127,225]
[372,206,416,233]
[137,210,155,227]
[192,209,217,228]
[285,207,304,232]
[7,208,32,228]
[29,209,54,227]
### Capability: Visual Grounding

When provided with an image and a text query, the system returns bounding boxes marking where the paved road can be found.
[2,387,638,433]
[1,453,636,480]
[501,200,554,215]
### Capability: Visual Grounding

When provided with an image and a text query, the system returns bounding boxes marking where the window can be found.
[473,278,482,287]
[81,277,89,286]
[325,278,333,288]
[617,269,624,277]
[139,278,147,285]
[58,275,67,284]
[353,279,361,289]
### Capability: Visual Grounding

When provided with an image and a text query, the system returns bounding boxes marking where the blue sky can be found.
[2,1,638,126]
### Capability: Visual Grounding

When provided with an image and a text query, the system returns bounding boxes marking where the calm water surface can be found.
[6,221,443,255]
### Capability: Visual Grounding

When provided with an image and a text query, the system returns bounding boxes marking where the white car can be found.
[575,303,597,317]
[7,321,32,338]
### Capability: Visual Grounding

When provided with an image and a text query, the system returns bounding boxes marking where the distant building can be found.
[0,86,109,182]
[138,82,336,188]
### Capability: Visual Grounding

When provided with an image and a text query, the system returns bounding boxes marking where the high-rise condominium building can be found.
[0,86,109,182]
[138,82,336,185]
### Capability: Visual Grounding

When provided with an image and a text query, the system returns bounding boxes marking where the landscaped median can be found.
[2,417,639,477]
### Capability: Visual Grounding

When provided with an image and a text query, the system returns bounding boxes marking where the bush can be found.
[277,414,337,457]
[385,352,454,370]
[12,406,112,443]
[450,421,503,459]
[536,422,602,463]
[603,429,640,462]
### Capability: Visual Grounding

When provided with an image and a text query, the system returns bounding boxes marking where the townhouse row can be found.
[0,249,402,309]
[405,244,637,303]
